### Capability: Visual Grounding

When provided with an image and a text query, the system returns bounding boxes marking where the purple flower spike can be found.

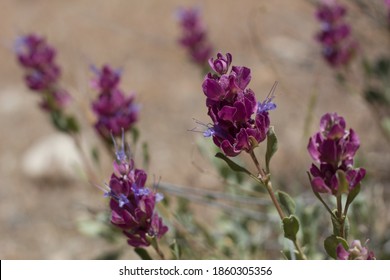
[308,113,365,196]
[15,33,70,111]
[103,139,168,248]
[199,52,276,157]
[177,7,213,68]
[336,240,375,260]
[91,65,139,140]
[315,0,358,68]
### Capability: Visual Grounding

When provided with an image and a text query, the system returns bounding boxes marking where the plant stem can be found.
[249,150,306,260]
[153,240,165,260]
[336,195,345,239]
[249,150,266,179]
[71,132,98,183]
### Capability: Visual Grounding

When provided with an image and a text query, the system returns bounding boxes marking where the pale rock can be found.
[21,134,84,181]
[264,36,310,64]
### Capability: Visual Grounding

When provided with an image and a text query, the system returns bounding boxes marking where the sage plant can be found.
[197,52,307,259]
[307,113,373,259]
[15,33,79,133]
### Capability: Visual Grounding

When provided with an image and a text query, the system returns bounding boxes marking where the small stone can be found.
[21,134,83,182]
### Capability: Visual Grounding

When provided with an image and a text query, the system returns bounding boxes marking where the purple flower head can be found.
[91,65,139,140]
[102,139,168,248]
[177,7,213,68]
[308,113,365,195]
[315,0,358,67]
[199,53,276,157]
[336,240,375,260]
[15,33,70,111]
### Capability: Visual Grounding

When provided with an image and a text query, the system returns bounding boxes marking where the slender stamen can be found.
[258,81,278,114]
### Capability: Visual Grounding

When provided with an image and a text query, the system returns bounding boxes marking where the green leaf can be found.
[142,142,150,169]
[381,117,390,137]
[345,183,361,210]
[170,240,182,260]
[95,249,123,260]
[276,191,296,215]
[131,127,140,145]
[336,170,349,196]
[324,235,348,259]
[215,153,251,175]
[265,126,278,173]
[91,146,100,166]
[134,248,152,260]
[282,215,300,242]
[364,88,388,105]
[65,116,80,133]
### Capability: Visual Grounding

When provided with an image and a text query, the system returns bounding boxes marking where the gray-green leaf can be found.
[265,126,278,173]
[282,215,300,242]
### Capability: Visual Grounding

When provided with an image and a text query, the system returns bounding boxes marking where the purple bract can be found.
[336,240,375,260]
[91,65,139,140]
[177,7,213,68]
[103,135,168,247]
[201,52,276,157]
[15,33,70,110]
[315,0,358,67]
[308,113,365,195]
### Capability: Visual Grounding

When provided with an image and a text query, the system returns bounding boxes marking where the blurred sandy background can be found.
[0,0,389,259]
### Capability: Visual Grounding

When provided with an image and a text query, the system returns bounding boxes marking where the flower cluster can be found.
[201,53,276,157]
[91,65,139,140]
[315,0,357,67]
[336,240,375,260]
[386,0,390,25]
[308,113,366,195]
[102,135,168,247]
[15,33,70,111]
[177,7,213,69]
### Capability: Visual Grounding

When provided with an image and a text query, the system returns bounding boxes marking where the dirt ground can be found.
[1,0,389,259]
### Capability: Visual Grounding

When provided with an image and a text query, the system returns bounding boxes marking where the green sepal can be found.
[134,248,152,260]
[215,152,251,175]
[265,126,278,173]
[50,111,79,133]
[282,215,300,242]
[331,209,342,236]
[276,191,296,216]
[324,235,348,259]
[336,170,349,196]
